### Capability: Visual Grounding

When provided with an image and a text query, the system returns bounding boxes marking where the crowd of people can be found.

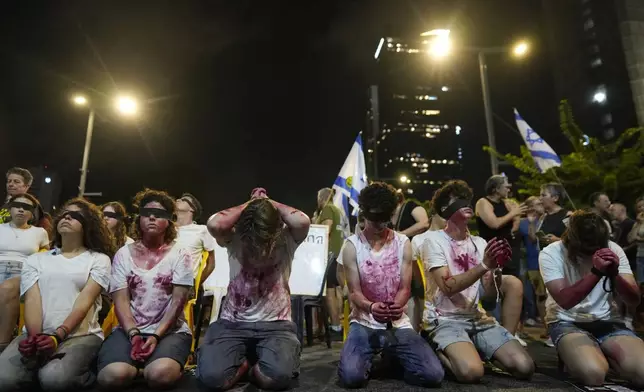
[0,165,644,391]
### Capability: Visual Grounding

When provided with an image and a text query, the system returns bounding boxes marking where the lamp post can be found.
[72,94,138,197]
[425,31,530,175]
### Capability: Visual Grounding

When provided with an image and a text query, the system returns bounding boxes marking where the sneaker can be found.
[514,334,528,347]
[544,337,554,347]
[524,318,537,327]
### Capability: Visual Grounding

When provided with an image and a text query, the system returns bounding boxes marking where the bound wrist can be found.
[368,302,375,314]
[126,327,141,341]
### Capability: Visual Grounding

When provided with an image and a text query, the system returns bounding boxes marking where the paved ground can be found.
[84,326,643,392]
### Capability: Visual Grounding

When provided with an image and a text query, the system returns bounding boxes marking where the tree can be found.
[484,100,644,209]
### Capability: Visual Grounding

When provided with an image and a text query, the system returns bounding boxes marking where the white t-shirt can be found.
[411,230,433,262]
[346,231,413,330]
[110,242,193,334]
[176,223,215,277]
[20,249,111,338]
[125,236,135,245]
[0,223,49,265]
[220,230,299,322]
[540,241,632,324]
[421,230,490,323]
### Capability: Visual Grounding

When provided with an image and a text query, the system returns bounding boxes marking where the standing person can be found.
[541,210,644,387]
[197,188,310,391]
[175,193,215,284]
[0,198,113,391]
[337,182,444,387]
[518,196,552,346]
[424,180,534,383]
[628,197,644,287]
[609,203,637,270]
[97,190,194,390]
[475,175,527,345]
[0,194,50,353]
[1,167,33,224]
[391,193,430,332]
[539,183,572,245]
[313,187,344,340]
[101,201,134,249]
[589,192,613,235]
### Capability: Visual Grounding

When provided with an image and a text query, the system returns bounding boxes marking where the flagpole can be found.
[548,169,577,210]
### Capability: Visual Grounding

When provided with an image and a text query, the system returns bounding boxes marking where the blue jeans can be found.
[338,323,444,388]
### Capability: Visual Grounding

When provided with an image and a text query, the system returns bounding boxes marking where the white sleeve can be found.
[109,248,130,293]
[539,246,565,283]
[20,253,41,296]
[337,241,345,265]
[38,228,49,249]
[173,248,195,287]
[423,235,448,270]
[90,253,112,291]
[609,241,633,275]
[201,226,216,252]
[411,236,422,261]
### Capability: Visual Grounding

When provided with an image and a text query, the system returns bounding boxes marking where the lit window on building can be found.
[584,18,594,31]
[590,57,603,68]
[415,95,438,101]
[455,125,462,135]
[393,94,408,99]
[589,45,599,54]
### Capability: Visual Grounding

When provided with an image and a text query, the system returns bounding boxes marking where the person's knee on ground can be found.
[252,362,292,391]
[338,353,369,388]
[441,351,484,384]
[38,366,87,392]
[97,362,138,389]
[0,279,20,343]
[143,358,184,389]
[495,345,535,380]
[403,355,444,387]
[569,360,608,386]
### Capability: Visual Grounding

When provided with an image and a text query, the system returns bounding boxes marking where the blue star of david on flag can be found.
[514,108,561,173]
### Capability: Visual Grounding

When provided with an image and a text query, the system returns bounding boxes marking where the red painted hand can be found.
[18,336,37,358]
[593,249,617,275]
[370,302,390,323]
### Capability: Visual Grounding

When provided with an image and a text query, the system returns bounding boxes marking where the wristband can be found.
[127,327,141,340]
[368,302,375,314]
[56,326,69,341]
[480,262,490,271]
[148,333,161,343]
[591,267,605,277]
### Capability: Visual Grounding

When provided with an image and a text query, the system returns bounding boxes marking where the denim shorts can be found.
[426,317,514,360]
[548,320,637,347]
[0,261,22,284]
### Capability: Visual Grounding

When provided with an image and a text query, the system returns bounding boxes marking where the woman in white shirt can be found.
[97,189,193,390]
[0,198,113,391]
[0,194,49,353]
[540,210,644,387]
[101,201,135,249]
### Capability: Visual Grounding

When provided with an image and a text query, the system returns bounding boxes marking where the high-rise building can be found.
[366,34,464,201]
[542,0,644,140]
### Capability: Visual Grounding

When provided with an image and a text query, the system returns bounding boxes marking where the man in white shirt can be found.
[540,210,644,387]
[175,193,215,284]
[422,180,534,383]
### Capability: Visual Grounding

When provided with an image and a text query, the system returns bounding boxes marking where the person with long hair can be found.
[97,189,193,390]
[0,194,50,353]
[101,201,134,249]
[475,175,527,345]
[423,180,534,383]
[338,182,444,388]
[197,188,310,391]
[0,198,113,391]
[313,187,344,340]
[541,210,644,386]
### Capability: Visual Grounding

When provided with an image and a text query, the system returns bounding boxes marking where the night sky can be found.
[0,0,558,218]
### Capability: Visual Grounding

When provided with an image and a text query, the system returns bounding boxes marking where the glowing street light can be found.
[399,175,409,184]
[116,96,138,115]
[423,29,451,59]
[512,41,529,57]
[72,95,88,106]
[593,91,607,103]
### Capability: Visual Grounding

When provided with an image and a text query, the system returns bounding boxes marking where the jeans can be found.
[338,323,444,388]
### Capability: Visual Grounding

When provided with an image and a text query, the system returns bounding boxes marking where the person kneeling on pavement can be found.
[0,198,113,391]
[197,188,310,391]
[422,180,534,383]
[338,182,444,388]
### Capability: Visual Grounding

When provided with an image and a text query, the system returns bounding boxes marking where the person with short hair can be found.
[424,180,534,383]
[197,188,310,391]
[97,189,193,390]
[0,194,50,353]
[338,182,444,388]
[539,183,572,245]
[175,193,215,284]
[0,198,113,391]
[1,167,33,224]
[541,210,644,387]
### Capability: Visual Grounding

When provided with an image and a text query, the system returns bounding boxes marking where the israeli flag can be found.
[514,108,561,173]
[333,134,367,217]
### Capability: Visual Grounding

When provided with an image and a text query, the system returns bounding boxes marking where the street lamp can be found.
[425,31,531,175]
[72,94,139,197]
